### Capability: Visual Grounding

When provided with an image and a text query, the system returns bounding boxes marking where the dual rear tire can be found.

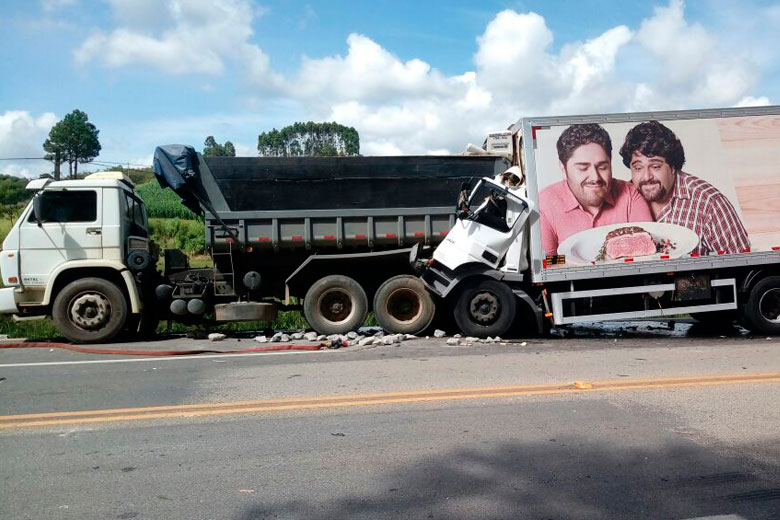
[303,274,436,336]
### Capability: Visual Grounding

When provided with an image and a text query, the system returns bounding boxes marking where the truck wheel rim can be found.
[318,288,354,324]
[469,292,499,324]
[386,288,422,324]
[758,288,780,323]
[70,292,111,330]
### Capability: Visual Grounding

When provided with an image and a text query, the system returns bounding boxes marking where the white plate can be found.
[557,221,700,265]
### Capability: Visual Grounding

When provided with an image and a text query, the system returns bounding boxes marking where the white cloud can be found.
[74,0,282,89]
[0,111,58,178]
[71,0,773,157]
[42,0,77,13]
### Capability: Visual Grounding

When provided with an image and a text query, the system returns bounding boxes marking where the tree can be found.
[43,109,101,179]
[203,136,236,157]
[257,122,360,157]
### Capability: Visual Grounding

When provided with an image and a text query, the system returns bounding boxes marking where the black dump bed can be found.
[153,145,509,251]
[201,155,508,212]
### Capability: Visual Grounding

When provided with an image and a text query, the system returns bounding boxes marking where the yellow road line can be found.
[2,372,779,429]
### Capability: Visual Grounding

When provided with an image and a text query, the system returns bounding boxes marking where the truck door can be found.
[17,188,102,287]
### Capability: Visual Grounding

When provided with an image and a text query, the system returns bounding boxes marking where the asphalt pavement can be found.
[1,320,779,519]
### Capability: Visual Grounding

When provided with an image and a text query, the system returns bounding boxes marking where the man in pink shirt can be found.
[539,123,652,256]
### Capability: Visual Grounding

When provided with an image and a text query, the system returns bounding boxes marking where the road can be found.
[1,320,780,519]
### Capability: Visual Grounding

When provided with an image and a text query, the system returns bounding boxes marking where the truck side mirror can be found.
[32,194,43,226]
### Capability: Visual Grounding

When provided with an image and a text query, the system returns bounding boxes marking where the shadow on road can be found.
[237,436,779,520]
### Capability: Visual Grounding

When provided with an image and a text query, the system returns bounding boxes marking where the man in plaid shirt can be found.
[619,121,750,255]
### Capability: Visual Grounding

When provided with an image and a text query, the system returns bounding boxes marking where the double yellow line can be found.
[2,372,779,430]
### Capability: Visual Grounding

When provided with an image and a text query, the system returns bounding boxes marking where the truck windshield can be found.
[466,182,512,232]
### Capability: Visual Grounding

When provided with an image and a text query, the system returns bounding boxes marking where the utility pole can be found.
[54,151,61,181]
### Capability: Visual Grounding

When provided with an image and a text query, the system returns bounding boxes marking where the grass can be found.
[137,181,200,220]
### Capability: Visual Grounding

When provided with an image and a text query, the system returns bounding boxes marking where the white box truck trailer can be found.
[419,105,780,338]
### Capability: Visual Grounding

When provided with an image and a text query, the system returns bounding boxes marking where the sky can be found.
[1,0,779,178]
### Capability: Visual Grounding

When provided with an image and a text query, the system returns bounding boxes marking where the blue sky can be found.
[1,0,779,177]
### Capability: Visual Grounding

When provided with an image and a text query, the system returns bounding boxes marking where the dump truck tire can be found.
[373,275,435,335]
[52,277,128,344]
[304,275,368,334]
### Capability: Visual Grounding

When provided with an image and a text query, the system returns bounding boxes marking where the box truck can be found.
[419,105,780,338]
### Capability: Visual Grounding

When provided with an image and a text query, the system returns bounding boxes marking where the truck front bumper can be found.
[0,287,19,314]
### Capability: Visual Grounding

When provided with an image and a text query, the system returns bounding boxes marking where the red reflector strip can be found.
[226,237,234,244]
[440,231,448,236]
[660,255,670,259]
[743,247,751,253]
[718,250,725,255]
[258,236,270,242]
[355,234,366,239]
[291,235,303,241]
[323,235,335,240]
[414,232,424,237]
[773,246,780,251]
[532,126,541,140]
[624,258,634,263]
[690,253,700,257]
[385,233,396,238]
[542,259,548,269]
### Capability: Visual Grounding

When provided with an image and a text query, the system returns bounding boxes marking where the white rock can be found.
[271,333,283,342]
[359,337,374,346]
[433,329,446,338]
[382,336,397,345]
[485,336,495,343]
[279,334,290,342]
[254,335,268,343]
[454,334,462,338]
[494,336,502,342]
[304,332,318,341]
[317,335,327,341]
[372,337,385,345]
[347,331,358,339]
[291,332,304,340]
[373,331,385,338]
[520,341,528,347]
[208,333,226,341]
[446,338,460,345]
[465,336,479,342]
[403,334,417,340]
[327,334,340,342]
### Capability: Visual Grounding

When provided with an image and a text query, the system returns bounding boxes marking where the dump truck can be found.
[417,105,780,338]
[0,149,509,343]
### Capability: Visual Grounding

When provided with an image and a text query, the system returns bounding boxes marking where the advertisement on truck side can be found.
[532,114,780,266]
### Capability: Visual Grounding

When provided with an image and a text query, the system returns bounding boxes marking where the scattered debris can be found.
[347,331,358,340]
[446,338,460,346]
[316,335,327,341]
[304,332,318,341]
[358,336,374,346]
[238,489,255,494]
[520,341,528,347]
[454,334,462,338]
[433,329,446,338]
[254,335,268,343]
[208,333,226,342]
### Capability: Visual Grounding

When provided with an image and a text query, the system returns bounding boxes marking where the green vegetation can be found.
[149,218,206,255]
[137,181,199,220]
[44,109,101,179]
[258,121,360,157]
[203,136,236,157]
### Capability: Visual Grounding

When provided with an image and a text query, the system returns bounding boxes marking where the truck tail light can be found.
[8,277,18,283]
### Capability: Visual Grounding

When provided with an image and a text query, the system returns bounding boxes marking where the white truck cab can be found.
[0,171,154,343]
